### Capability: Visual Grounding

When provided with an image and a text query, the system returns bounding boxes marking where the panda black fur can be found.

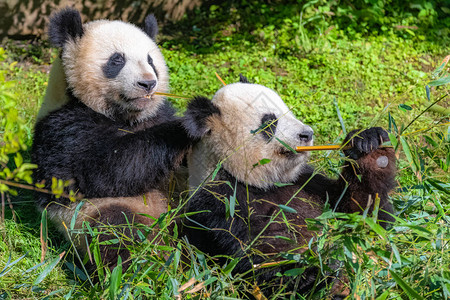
[182,77,396,297]
[32,8,193,268]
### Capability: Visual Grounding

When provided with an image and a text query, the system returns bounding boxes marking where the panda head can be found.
[184,77,314,189]
[48,8,169,122]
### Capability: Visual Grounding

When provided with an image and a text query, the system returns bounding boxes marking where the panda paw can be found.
[343,127,389,160]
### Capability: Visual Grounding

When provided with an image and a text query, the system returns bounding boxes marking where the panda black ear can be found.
[143,14,158,40]
[239,74,251,83]
[48,7,84,47]
[183,96,221,139]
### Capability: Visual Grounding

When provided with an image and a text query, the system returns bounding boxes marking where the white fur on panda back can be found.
[36,56,69,122]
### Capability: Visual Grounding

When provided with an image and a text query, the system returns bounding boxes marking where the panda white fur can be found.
[182,76,396,296]
[32,8,193,268]
[36,56,69,122]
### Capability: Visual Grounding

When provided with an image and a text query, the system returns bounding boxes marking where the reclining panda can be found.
[32,8,193,268]
[182,76,396,296]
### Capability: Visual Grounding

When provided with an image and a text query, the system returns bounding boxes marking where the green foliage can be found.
[163,0,449,54]
[0,48,37,197]
[165,34,446,143]
[0,1,449,299]
[306,189,450,299]
[0,220,70,299]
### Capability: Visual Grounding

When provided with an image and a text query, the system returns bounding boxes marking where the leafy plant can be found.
[0,1,449,298]
[0,48,36,219]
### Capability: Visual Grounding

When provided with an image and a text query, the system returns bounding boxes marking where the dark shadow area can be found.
[161,0,449,55]
[2,0,448,47]
[0,0,202,39]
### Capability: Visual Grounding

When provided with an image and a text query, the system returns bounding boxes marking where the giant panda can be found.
[32,8,193,269]
[182,77,396,297]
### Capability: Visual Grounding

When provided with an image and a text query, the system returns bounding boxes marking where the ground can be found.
[0,2,449,299]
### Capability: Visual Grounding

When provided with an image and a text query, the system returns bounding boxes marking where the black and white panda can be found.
[32,8,193,268]
[182,77,396,296]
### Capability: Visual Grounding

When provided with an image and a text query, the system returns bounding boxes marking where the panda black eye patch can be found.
[103,52,126,79]
[260,113,278,141]
[147,54,159,78]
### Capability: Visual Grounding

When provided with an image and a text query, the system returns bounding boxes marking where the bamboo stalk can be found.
[215,72,227,86]
[296,145,342,152]
[154,92,189,99]
[296,145,393,152]
[424,102,450,116]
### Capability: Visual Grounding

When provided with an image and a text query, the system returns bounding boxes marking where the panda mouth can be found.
[120,94,154,103]
[278,147,298,157]
[132,95,153,101]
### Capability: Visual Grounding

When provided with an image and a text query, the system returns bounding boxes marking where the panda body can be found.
[32,8,192,268]
[182,79,396,296]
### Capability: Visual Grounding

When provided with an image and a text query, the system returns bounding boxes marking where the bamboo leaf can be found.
[334,96,347,135]
[33,252,64,286]
[0,252,28,277]
[400,136,417,173]
[229,194,236,218]
[278,204,297,214]
[388,112,398,134]
[211,162,222,181]
[228,180,238,218]
[365,217,386,240]
[13,152,23,168]
[376,290,390,300]
[431,56,449,78]
[388,133,398,148]
[425,85,431,101]
[92,241,104,280]
[223,257,241,275]
[274,235,296,243]
[284,268,305,277]
[274,182,294,187]
[391,243,402,266]
[252,158,271,168]
[186,277,218,294]
[390,270,424,300]
[70,201,84,230]
[40,209,48,263]
[275,138,296,153]
[427,179,450,195]
[109,256,122,299]
[399,104,413,111]
[429,76,450,87]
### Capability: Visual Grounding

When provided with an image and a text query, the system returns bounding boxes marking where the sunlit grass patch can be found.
[0,4,449,298]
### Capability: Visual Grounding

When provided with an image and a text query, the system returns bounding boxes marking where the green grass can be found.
[164,34,446,142]
[1,2,449,299]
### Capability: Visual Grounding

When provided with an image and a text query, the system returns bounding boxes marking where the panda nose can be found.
[137,80,157,92]
[299,129,313,143]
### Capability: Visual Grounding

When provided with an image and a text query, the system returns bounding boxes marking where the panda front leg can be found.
[334,127,396,225]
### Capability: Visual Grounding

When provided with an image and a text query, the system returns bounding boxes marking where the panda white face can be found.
[51,10,169,123]
[188,83,314,189]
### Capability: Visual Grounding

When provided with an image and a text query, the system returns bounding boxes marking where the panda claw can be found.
[343,127,388,159]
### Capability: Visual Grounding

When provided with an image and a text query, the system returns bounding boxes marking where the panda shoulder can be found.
[35,100,96,132]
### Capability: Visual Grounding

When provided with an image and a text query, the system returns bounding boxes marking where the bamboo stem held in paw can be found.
[295,145,393,152]
[295,145,342,152]
[154,92,189,99]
